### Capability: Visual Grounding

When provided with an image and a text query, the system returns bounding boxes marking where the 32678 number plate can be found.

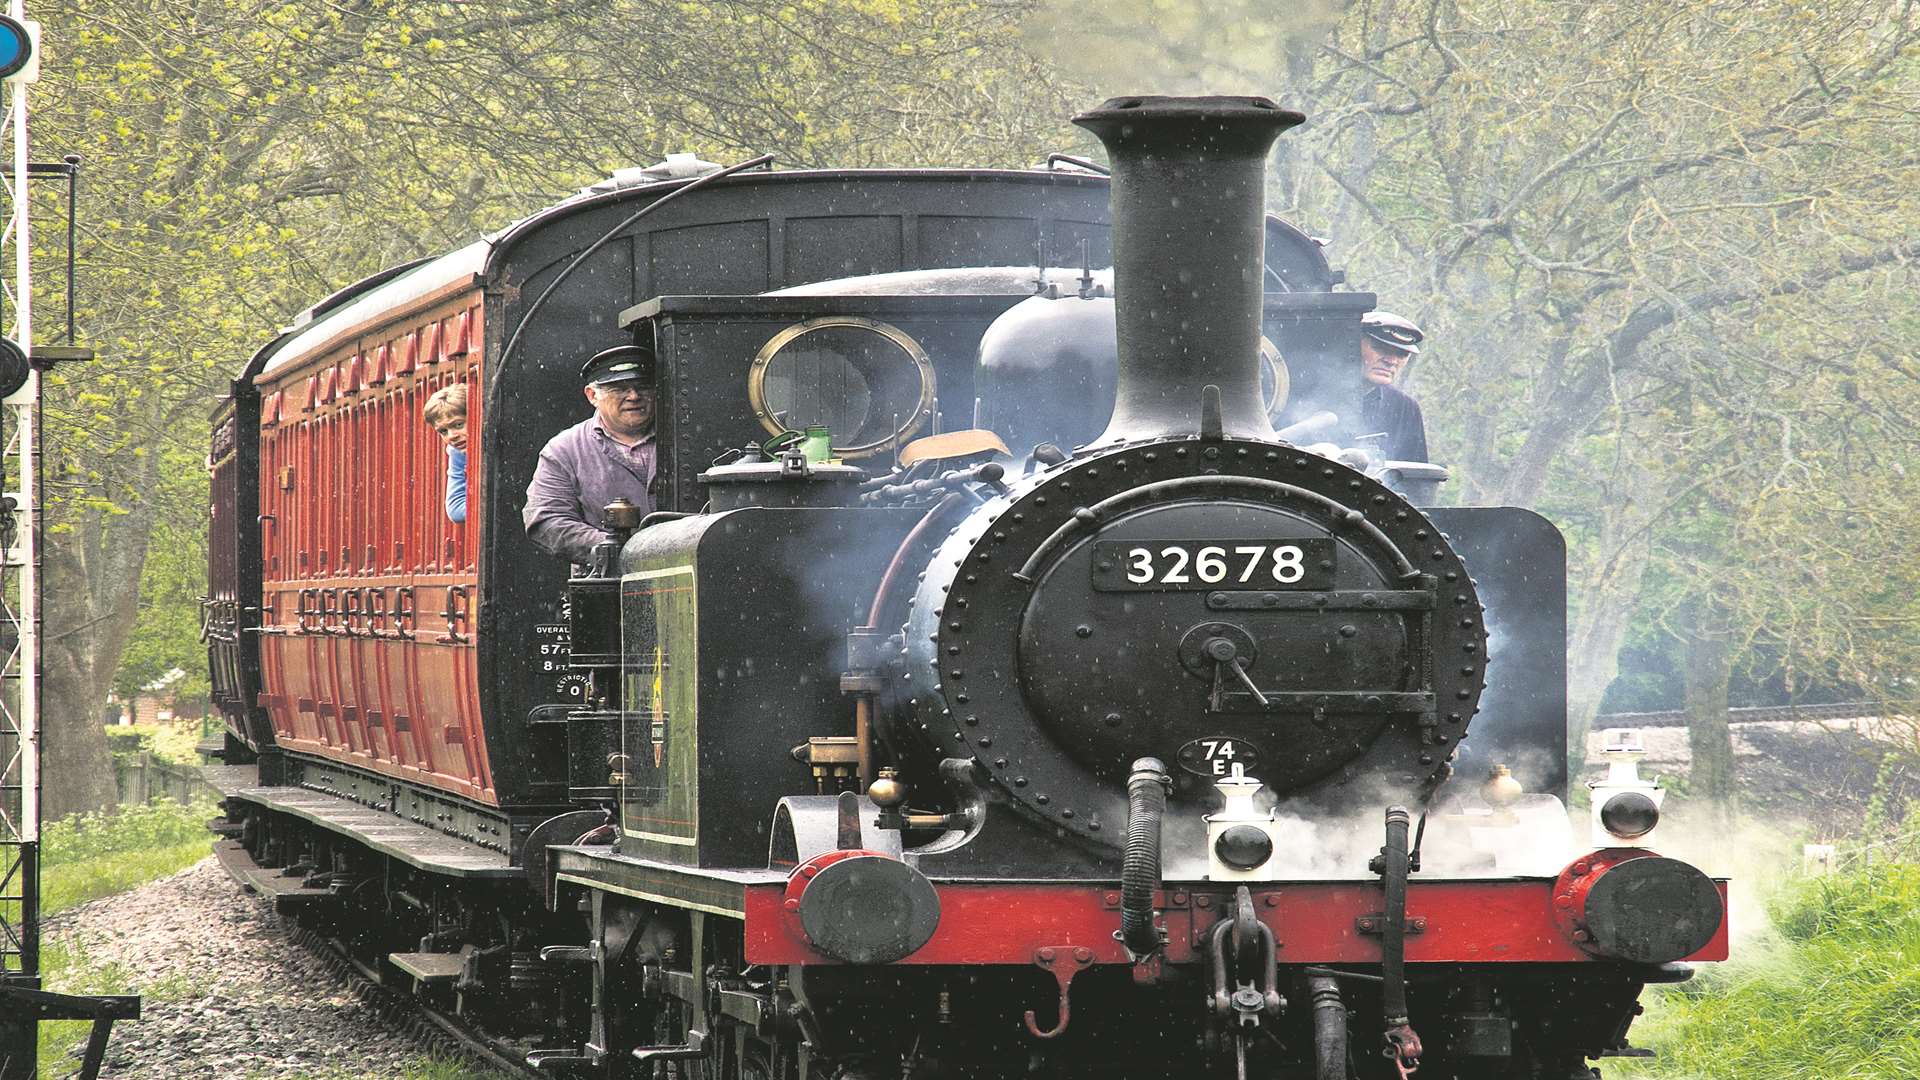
[1092,539,1334,591]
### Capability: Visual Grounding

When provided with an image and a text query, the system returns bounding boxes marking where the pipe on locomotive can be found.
[1308,976,1347,1080]
[1121,757,1171,957]
[1070,95,1305,447]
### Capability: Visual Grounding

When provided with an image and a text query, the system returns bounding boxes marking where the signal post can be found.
[0,6,138,1078]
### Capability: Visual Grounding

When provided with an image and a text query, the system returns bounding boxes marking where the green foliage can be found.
[42,796,216,868]
[1862,751,1900,840]
[1770,862,1920,945]
[1641,771,1689,805]
[112,446,213,702]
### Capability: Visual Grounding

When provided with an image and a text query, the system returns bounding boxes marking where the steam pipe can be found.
[862,492,970,629]
[1376,805,1423,1071]
[1121,757,1171,958]
[1380,806,1411,1022]
[1307,975,1347,1080]
[1071,96,1304,447]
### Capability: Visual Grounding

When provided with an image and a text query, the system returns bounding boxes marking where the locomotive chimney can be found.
[1073,96,1303,446]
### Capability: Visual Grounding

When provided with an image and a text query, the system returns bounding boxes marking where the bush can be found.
[41,796,217,867]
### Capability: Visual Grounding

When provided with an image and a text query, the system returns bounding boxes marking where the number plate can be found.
[1092,539,1334,591]
[1176,736,1263,777]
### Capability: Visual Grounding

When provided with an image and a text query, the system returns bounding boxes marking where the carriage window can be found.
[748,317,935,459]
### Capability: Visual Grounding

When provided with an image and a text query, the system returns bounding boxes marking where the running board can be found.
[388,951,466,991]
[213,839,341,913]
[224,784,517,880]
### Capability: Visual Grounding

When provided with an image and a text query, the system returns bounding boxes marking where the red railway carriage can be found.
[210,254,491,797]
[251,271,489,797]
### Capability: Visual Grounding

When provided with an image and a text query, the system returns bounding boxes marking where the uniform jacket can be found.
[522,417,658,564]
[1360,383,1429,463]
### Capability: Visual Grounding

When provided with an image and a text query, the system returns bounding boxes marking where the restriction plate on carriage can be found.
[1091,539,1334,591]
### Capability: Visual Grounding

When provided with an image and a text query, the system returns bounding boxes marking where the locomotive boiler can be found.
[205,95,1726,1080]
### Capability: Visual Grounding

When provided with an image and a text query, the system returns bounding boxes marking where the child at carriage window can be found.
[423,383,469,524]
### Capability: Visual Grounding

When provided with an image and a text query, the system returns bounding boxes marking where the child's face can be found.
[434,415,468,451]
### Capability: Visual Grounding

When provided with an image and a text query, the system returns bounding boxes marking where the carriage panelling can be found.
[255,291,492,803]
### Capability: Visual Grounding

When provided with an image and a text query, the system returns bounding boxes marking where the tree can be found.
[108,443,210,706]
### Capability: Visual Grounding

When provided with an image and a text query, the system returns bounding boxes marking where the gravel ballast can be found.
[42,857,436,1077]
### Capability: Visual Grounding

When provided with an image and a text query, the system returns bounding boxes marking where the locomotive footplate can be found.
[549,844,785,918]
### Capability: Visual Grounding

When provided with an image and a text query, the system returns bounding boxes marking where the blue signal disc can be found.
[0,17,30,80]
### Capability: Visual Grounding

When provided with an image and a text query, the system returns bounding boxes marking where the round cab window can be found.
[749,317,936,459]
[1259,336,1290,417]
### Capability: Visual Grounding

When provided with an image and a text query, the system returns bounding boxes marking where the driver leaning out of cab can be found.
[523,344,659,566]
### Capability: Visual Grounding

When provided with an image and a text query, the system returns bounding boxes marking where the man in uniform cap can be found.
[1357,311,1429,463]
[523,344,659,564]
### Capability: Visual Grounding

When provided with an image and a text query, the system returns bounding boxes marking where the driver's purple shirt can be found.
[522,416,656,564]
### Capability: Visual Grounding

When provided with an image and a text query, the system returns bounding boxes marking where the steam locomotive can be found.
[204,96,1726,1080]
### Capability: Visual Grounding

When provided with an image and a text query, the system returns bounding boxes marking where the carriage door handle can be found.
[394,587,417,641]
[436,585,469,644]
